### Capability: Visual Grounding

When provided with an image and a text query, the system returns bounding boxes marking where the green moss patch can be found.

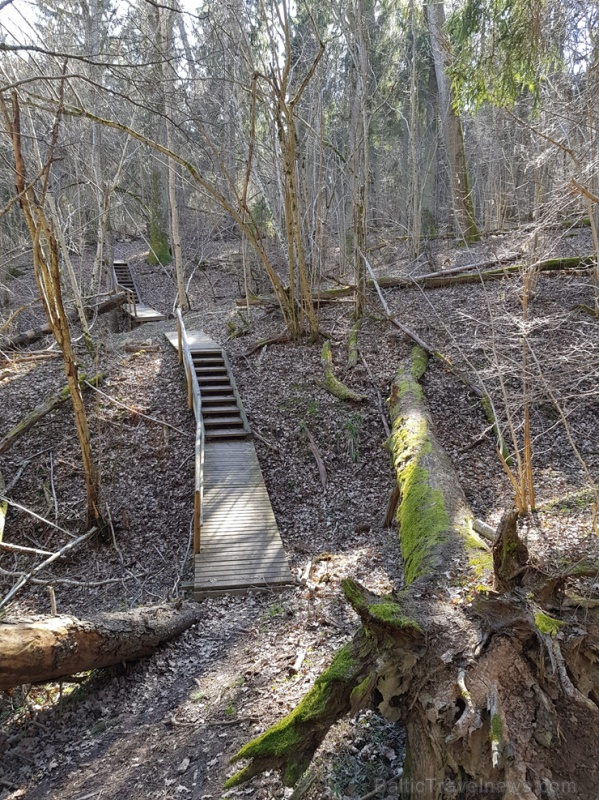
[490,713,503,743]
[410,346,429,380]
[368,601,423,632]
[342,580,422,633]
[389,417,449,584]
[534,612,566,637]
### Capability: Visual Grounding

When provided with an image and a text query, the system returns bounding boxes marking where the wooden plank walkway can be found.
[165,329,293,598]
[112,260,166,323]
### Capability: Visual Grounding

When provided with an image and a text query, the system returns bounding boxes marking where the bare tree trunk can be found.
[426,0,479,243]
[2,91,103,530]
[161,7,187,310]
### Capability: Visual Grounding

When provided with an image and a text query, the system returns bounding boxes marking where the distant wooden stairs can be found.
[165,316,293,598]
[112,260,166,323]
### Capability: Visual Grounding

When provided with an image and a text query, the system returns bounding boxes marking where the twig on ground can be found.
[49,452,58,522]
[0,541,54,556]
[0,527,97,611]
[252,429,280,453]
[0,495,78,539]
[359,349,390,438]
[304,428,327,490]
[84,381,192,438]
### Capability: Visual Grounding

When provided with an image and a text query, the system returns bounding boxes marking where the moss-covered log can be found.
[319,341,366,402]
[0,603,201,690]
[0,373,103,455]
[375,255,595,291]
[229,347,599,799]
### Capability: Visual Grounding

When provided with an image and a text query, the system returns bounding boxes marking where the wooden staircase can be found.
[165,324,293,598]
[191,348,250,440]
[112,260,166,323]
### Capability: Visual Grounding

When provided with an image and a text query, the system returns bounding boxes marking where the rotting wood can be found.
[0,373,103,456]
[0,603,202,690]
[370,254,592,290]
[227,346,599,798]
[382,484,400,528]
[244,333,291,356]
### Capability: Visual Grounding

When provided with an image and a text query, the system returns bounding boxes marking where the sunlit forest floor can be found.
[1,224,598,799]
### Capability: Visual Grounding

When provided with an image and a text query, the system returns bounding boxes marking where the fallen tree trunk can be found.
[235,284,355,308]
[0,373,103,455]
[376,255,595,290]
[0,602,202,690]
[3,292,126,349]
[228,347,599,798]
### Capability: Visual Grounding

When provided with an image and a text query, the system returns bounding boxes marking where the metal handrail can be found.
[176,308,205,554]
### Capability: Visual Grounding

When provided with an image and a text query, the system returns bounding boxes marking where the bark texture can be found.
[0,603,202,690]
[228,346,599,799]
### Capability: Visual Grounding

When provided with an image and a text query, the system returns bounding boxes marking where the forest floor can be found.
[1,223,598,800]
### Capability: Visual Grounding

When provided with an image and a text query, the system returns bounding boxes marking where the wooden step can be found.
[196,379,231,387]
[192,358,225,366]
[202,396,236,405]
[195,366,228,374]
[203,416,244,427]
[189,349,223,357]
[204,428,247,439]
[202,405,240,414]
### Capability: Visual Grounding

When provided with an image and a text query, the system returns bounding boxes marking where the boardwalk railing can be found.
[176,309,205,554]
[115,282,138,321]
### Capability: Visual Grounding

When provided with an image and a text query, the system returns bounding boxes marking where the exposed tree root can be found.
[319,341,366,402]
[228,346,599,798]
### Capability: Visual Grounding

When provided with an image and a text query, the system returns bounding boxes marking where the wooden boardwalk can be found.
[165,328,293,598]
[112,260,166,323]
